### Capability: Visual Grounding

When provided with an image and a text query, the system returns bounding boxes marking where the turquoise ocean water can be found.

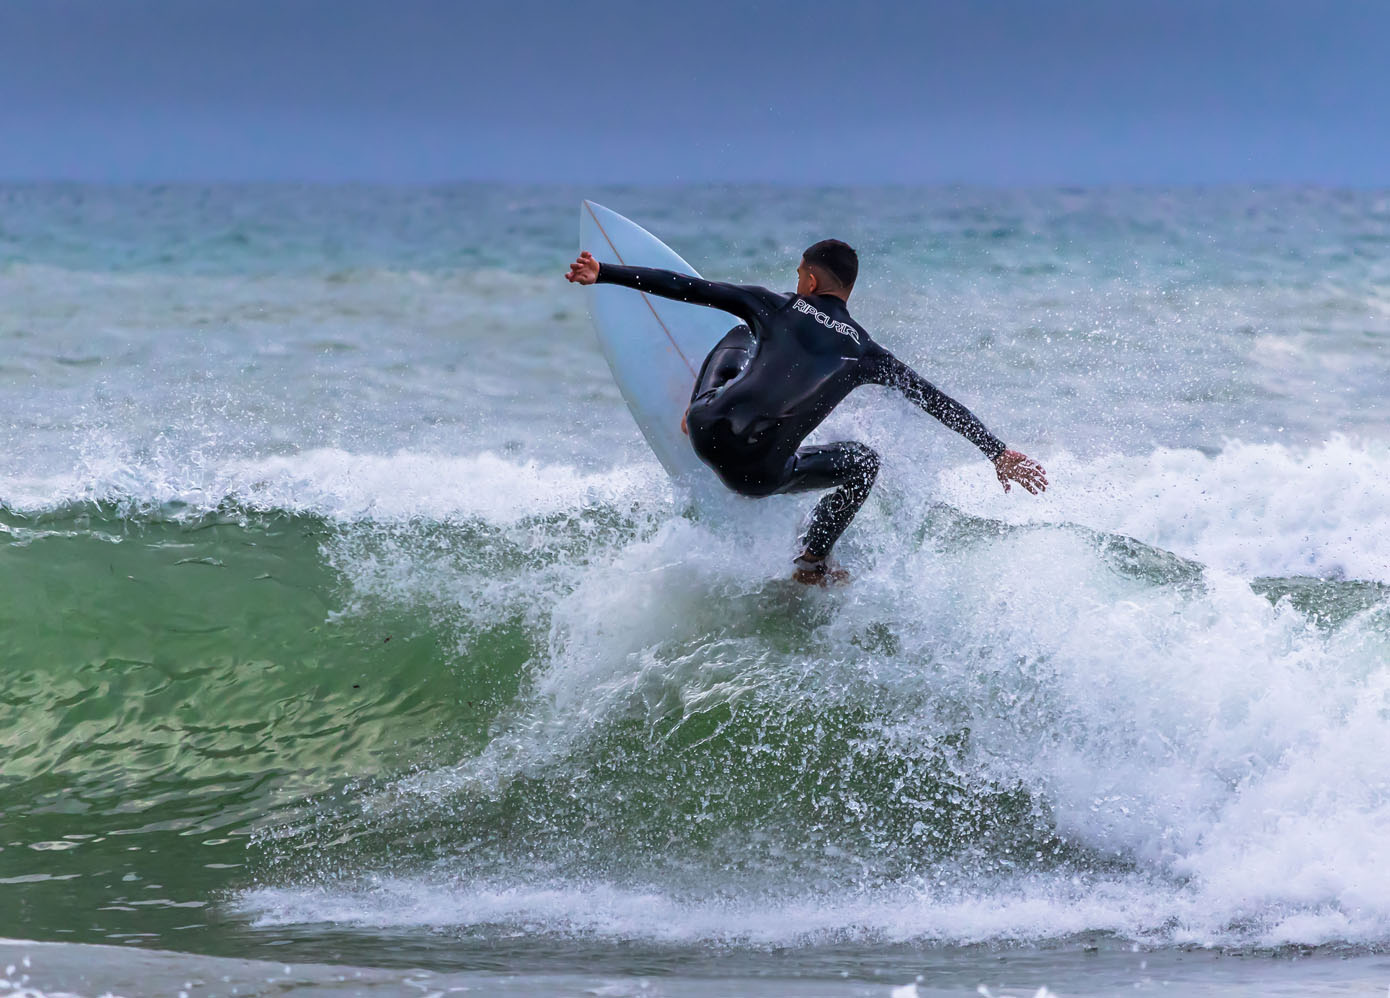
[3,184,1390,995]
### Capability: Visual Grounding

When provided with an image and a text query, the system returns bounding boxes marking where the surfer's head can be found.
[798,240,858,300]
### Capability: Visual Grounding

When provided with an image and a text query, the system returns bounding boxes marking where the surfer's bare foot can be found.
[792,553,849,587]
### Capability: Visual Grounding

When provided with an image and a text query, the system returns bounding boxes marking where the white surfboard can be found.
[579,201,736,495]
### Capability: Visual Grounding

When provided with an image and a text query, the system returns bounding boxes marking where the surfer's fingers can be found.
[1005,464,1046,494]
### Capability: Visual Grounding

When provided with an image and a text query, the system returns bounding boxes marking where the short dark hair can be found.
[802,239,858,288]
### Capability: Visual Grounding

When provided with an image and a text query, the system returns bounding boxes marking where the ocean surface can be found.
[2,183,1389,996]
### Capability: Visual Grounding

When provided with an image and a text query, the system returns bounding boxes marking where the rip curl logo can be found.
[792,297,861,344]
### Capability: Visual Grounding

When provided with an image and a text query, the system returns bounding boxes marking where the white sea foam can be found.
[227,448,663,523]
[244,876,1132,944]
[932,436,1390,582]
[0,447,664,523]
[240,865,1383,949]
[7,436,1389,586]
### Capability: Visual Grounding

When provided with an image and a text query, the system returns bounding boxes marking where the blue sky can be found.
[2,0,1387,184]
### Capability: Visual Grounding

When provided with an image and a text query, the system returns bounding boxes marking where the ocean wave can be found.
[6,437,1387,581]
[7,441,1390,950]
[237,459,1389,949]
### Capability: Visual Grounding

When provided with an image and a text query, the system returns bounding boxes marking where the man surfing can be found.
[566,239,1047,584]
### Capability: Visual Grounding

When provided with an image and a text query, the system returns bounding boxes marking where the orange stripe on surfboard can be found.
[584,201,697,377]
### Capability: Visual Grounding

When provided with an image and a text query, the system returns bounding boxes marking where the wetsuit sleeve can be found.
[861,345,1007,461]
[595,263,784,323]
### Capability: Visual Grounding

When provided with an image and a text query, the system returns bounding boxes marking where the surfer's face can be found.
[796,261,817,295]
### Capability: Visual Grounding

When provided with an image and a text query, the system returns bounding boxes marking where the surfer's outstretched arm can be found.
[566,252,783,323]
[861,345,1006,458]
[861,344,1048,494]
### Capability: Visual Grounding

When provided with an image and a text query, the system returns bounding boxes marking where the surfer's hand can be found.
[681,408,689,435]
[994,449,1048,495]
[566,251,600,285]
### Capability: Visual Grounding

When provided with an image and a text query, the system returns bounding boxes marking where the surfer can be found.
[566,240,1047,584]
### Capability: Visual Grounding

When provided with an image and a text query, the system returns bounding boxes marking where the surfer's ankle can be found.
[793,551,848,586]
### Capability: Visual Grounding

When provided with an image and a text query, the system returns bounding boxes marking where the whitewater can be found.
[2,183,1389,996]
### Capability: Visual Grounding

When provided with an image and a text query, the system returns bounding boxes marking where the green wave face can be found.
[0,505,537,949]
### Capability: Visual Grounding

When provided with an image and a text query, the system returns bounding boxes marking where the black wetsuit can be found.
[595,263,1007,558]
